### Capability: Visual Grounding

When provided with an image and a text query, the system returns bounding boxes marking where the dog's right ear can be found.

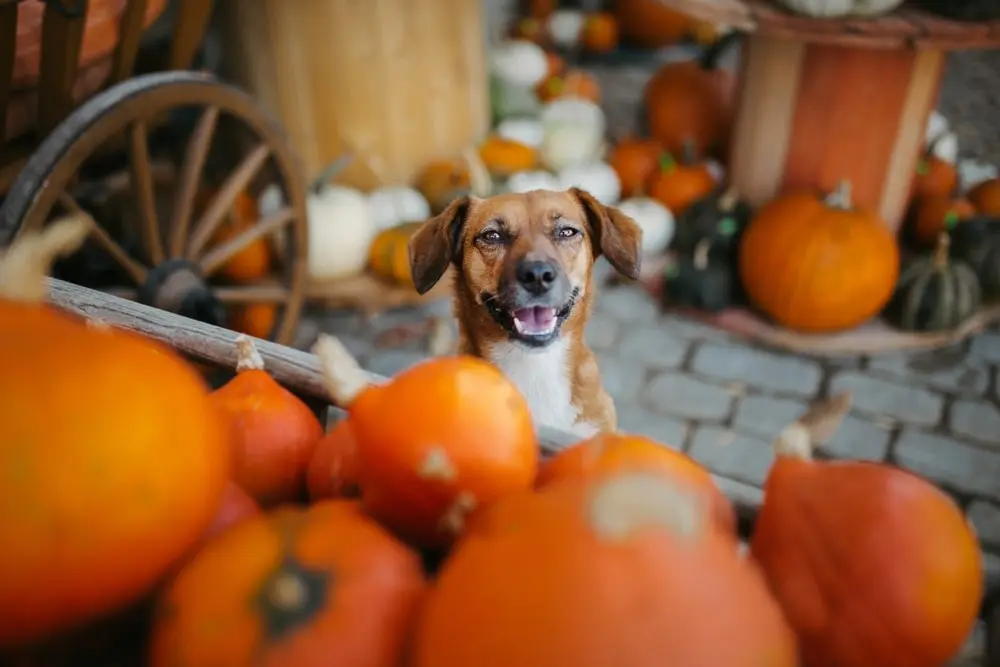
[407,196,472,295]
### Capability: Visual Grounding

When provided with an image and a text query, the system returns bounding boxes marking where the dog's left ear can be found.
[571,187,642,280]
[407,196,472,295]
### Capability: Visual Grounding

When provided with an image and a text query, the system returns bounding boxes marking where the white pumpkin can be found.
[776,0,903,17]
[507,170,561,194]
[490,39,549,88]
[926,110,949,144]
[539,98,606,172]
[368,185,431,231]
[557,162,621,206]
[497,117,544,149]
[547,9,584,48]
[306,185,377,281]
[617,197,675,256]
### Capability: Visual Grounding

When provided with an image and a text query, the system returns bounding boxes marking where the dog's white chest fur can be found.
[486,339,598,437]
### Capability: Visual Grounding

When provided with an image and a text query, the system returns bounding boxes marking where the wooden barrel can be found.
[218,0,490,190]
[727,35,944,233]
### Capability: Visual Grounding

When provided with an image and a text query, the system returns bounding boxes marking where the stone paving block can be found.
[821,414,893,462]
[594,285,660,323]
[970,332,1000,363]
[365,349,428,378]
[585,314,620,351]
[659,314,734,341]
[644,372,734,421]
[968,500,1000,550]
[950,400,1000,450]
[597,355,648,404]
[692,342,823,397]
[895,428,1000,499]
[712,474,764,508]
[617,322,690,369]
[867,354,988,397]
[829,372,944,427]
[615,405,688,448]
[688,426,775,487]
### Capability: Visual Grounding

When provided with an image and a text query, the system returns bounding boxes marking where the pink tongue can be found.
[514,306,557,334]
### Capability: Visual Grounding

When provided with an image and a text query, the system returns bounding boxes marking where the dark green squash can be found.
[672,186,753,258]
[884,232,981,332]
[949,215,1000,297]
[663,238,744,312]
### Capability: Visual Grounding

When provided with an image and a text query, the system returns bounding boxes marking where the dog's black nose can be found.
[516,259,558,294]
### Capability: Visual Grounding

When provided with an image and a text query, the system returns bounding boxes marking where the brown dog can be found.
[407,188,642,436]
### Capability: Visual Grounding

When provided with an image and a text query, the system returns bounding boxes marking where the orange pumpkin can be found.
[306,420,361,500]
[149,501,427,667]
[478,135,538,180]
[968,177,1000,215]
[646,150,716,215]
[227,302,277,340]
[751,393,983,667]
[313,335,539,549]
[644,54,730,159]
[538,433,736,534]
[416,158,473,213]
[211,336,324,507]
[739,181,900,333]
[201,482,260,543]
[613,0,698,47]
[535,69,601,104]
[410,472,797,667]
[911,151,957,199]
[543,50,565,78]
[368,222,421,286]
[608,137,663,197]
[0,217,231,647]
[581,12,619,53]
[910,194,975,247]
[205,189,271,282]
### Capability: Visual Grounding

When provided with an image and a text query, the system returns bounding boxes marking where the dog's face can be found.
[407,188,642,348]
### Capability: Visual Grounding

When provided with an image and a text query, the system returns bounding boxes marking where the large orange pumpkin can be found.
[410,472,797,667]
[751,392,983,667]
[313,334,539,549]
[211,336,324,507]
[968,177,1000,215]
[739,181,900,333]
[608,137,663,198]
[149,500,427,667]
[0,217,231,647]
[538,433,736,534]
[306,419,361,500]
[613,0,701,47]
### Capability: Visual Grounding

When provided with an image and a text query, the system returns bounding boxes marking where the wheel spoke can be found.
[168,106,219,258]
[129,121,164,265]
[199,207,294,277]
[186,143,271,260]
[58,193,148,284]
[214,282,289,304]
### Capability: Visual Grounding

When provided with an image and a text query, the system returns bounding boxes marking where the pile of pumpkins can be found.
[0,216,985,666]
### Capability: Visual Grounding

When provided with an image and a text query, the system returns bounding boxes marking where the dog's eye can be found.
[556,227,580,239]
[478,230,503,244]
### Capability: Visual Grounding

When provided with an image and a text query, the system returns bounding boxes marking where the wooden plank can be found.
[0,2,17,144]
[108,0,149,85]
[37,0,88,136]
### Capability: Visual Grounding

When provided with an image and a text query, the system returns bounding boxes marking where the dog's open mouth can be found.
[481,288,579,347]
[512,306,558,337]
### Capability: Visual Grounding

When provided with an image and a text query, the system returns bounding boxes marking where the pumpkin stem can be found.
[658,152,677,174]
[0,213,90,304]
[717,186,739,212]
[235,335,266,372]
[587,472,706,542]
[824,181,853,210]
[313,334,374,408]
[693,238,712,270]
[266,572,308,612]
[933,232,951,269]
[462,146,493,198]
[773,392,852,459]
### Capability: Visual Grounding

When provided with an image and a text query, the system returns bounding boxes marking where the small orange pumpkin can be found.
[211,336,324,507]
[410,472,797,667]
[614,0,701,48]
[306,419,361,500]
[543,50,565,78]
[538,433,736,534]
[535,69,601,104]
[911,151,957,199]
[313,335,539,549]
[608,137,663,197]
[646,149,716,215]
[967,177,1000,215]
[227,302,277,340]
[739,181,900,333]
[201,482,260,543]
[205,189,272,283]
[416,158,473,214]
[644,53,730,159]
[0,217,231,647]
[910,194,975,247]
[478,135,538,180]
[149,500,427,667]
[751,393,983,667]
[368,221,421,286]
[581,12,619,53]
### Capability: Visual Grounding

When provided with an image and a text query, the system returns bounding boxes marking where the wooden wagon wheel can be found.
[0,70,309,345]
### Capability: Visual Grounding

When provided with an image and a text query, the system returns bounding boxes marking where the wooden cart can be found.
[0,0,310,345]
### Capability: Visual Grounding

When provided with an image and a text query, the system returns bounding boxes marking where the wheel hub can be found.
[137,259,225,327]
